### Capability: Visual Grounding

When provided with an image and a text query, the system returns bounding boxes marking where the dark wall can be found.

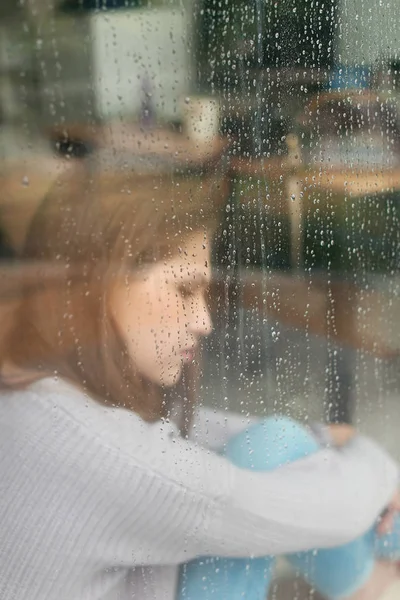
[196,0,338,90]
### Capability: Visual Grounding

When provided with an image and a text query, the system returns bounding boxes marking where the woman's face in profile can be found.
[110,231,213,387]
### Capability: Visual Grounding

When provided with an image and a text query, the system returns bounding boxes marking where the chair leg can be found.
[326,345,354,424]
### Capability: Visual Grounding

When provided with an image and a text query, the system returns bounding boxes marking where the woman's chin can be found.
[158,364,183,387]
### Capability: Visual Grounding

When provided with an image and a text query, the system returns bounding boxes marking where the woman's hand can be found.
[327,424,399,535]
[377,490,400,535]
[328,424,357,447]
[327,424,399,536]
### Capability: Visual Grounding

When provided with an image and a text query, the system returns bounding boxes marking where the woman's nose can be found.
[190,295,213,338]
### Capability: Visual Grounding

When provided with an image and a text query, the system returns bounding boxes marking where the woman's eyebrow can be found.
[179,272,211,287]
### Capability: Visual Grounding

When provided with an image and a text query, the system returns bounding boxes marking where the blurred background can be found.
[0,0,400,597]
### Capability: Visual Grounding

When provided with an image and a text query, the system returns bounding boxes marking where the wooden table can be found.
[0,156,73,252]
[0,121,231,252]
[288,165,400,268]
[229,154,400,422]
[230,155,400,268]
[48,122,229,172]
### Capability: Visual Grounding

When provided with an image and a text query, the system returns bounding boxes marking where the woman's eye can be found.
[179,285,195,299]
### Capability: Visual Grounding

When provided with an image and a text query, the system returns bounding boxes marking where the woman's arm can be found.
[105,427,398,563]
[76,406,398,562]
[36,386,399,566]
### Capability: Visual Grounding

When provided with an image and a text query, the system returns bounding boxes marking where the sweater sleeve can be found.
[34,388,399,566]
[67,410,398,564]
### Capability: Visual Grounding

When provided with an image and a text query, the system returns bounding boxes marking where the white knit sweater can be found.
[0,377,398,600]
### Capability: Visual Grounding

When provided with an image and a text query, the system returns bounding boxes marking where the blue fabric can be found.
[178,417,400,600]
[328,65,371,90]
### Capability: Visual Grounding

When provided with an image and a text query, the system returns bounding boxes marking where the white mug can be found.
[182,96,220,146]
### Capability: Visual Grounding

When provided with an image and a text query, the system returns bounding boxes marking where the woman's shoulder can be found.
[0,377,182,465]
[0,377,233,500]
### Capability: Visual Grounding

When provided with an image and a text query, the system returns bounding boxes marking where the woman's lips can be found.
[181,348,196,362]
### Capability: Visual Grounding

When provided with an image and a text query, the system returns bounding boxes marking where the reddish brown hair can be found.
[1,162,226,423]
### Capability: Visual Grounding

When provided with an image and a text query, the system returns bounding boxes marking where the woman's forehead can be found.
[155,236,211,283]
[163,253,210,281]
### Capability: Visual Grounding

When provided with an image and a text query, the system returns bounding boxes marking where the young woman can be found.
[0,162,399,600]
